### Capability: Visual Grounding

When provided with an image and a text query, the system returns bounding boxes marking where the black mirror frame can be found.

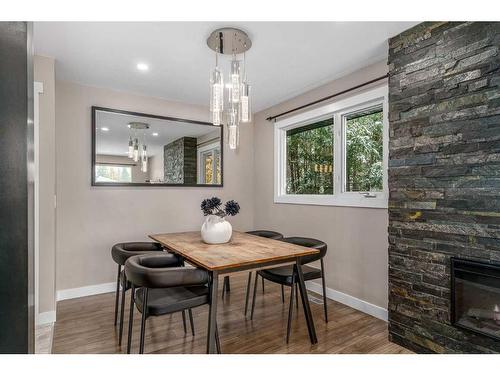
[91,106,223,187]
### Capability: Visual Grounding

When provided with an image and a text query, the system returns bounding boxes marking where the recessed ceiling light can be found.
[101,127,110,132]
[136,63,149,71]
[152,132,159,136]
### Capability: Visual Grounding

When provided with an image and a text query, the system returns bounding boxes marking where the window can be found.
[344,107,383,192]
[95,164,132,183]
[286,118,333,195]
[274,85,388,208]
[198,142,221,184]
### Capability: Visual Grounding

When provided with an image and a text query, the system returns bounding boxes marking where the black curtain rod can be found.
[266,74,389,122]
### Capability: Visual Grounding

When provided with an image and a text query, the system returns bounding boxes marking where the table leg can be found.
[244,272,252,315]
[295,259,318,344]
[207,271,219,354]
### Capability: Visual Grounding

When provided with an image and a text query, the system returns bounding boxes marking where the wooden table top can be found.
[149,231,319,272]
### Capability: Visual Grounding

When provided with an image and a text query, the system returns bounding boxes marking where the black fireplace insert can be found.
[451,258,500,340]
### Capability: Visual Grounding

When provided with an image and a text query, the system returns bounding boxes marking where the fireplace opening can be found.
[451,258,500,340]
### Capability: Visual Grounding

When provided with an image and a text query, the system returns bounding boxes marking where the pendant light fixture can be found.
[127,122,150,169]
[207,28,252,150]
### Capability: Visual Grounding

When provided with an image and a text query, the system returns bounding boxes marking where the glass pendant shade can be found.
[141,144,148,173]
[133,138,139,162]
[227,106,240,150]
[212,110,222,126]
[240,82,251,123]
[128,137,134,158]
[228,125,239,150]
[230,59,241,103]
[210,68,224,115]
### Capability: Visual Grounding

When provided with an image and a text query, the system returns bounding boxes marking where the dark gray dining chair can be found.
[250,237,328,343]
[124,253,220,354]
[243,230,284,315]
[111,242,192,345]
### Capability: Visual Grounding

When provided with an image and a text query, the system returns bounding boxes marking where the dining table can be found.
[149,230,320,353]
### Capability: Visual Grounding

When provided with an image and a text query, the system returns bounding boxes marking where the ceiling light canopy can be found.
[207,27,252,150]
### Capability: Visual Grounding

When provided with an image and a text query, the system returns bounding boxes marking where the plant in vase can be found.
[200,197,240,244]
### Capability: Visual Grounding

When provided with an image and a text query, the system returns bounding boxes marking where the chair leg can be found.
[182,310,187,334]
[261,277,265,294]
[321,259,328,323]
[281,285,285,304]
[139,288,149,354]
[295,282,299,310]
[244,272,252,315]
[286,278,295,344]
[114,265,121,326]
[250,272,259,320]
[126,285,135,354]
[118,273,127,345]
[188,309,195,336]
[221,278,226,298]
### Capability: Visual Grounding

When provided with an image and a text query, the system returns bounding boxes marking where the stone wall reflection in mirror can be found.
[92,107,222,186]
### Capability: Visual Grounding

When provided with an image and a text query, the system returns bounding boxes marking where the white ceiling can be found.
[34,22,417,112]
[95,110,220,157]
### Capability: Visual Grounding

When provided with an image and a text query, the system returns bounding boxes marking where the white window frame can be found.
[274,85,388,209]
[197,141,221,184]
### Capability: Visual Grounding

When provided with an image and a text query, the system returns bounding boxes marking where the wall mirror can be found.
[92,107,223,186]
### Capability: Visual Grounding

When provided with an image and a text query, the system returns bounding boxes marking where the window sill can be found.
[274,194,388,209]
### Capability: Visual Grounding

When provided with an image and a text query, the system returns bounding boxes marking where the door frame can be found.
[34,81,43,326]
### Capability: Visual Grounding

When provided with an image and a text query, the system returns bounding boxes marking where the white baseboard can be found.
[306,281,388,322]
[55,280,387,322]
[37,310,56,326]
[57,282,116,301]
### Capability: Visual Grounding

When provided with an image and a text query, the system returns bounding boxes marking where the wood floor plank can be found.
[52,273,412,354]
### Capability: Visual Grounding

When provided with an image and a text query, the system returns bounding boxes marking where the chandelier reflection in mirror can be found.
[207,28,252,150]
[127,121,149,172]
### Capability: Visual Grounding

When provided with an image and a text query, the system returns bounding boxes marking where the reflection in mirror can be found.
[93,107,222,186]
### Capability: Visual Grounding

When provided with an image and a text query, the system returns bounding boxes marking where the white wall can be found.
[252,61,389,310]
[34,55,57,317]
[55,81,254,291]
[53,61,390,317]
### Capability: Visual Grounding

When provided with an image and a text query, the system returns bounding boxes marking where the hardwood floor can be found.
[35,323,54,354]
[52,273,412,354]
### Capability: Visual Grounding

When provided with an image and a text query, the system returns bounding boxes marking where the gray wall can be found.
[253,61,390,311]
[55,80,254,291]
[388,22,500,353]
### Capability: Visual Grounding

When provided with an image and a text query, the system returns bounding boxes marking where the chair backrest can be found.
[111,241,165,265]
[281,237,327,265]
[246,230,284,240]
[125,253,208,289]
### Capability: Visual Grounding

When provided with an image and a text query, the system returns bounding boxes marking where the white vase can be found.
[201,215,232,244]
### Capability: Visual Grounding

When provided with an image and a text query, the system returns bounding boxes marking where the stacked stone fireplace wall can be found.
[388,22,500,353]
